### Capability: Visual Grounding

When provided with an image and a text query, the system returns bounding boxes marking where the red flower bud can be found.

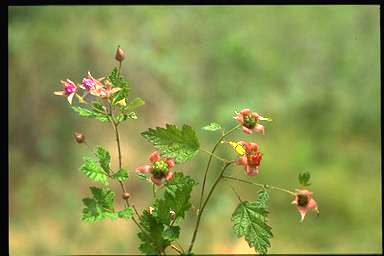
[73,132,85,144]
[122,192,130,200]
[115,46,125,62]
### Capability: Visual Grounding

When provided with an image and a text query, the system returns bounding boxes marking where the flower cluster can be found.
[136,151,175,186]
[54,72,121,104]
[235,141,263,176]
[291,189,319,221]
[234,108,269,134]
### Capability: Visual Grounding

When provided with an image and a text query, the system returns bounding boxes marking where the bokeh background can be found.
[9,5,381,255]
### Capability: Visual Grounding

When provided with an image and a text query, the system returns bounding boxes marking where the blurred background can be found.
[9,5,381,255]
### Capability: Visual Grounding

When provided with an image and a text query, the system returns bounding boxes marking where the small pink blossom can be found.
[291,189,319,221]
[236,141,263,176]
[234,107,269,134]
[54,79,77,104]
[136,150,176,186]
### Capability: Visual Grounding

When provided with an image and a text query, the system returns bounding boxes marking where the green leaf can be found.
[81,187,116,222]
[96,146,111,173]
[116,113,128,122]
[138,210,171,255]
[80,156,109,185]
[156,173,198,223]
[112,169,129,181]
[127,97,145,110]
[72,106,109,122]
[201,122,222,131]
[298,171,311,186]
[141,124,200,164]
[231,191,273,254]
[118,207,134,220]
[162,226,180,241]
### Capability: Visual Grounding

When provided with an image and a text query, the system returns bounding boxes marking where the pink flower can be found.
[82,72,120,98]
[236,141,263,176]
[234,107,269,134]
[54,79,77,104]
[136,150,176,186]
[291,189,319,221]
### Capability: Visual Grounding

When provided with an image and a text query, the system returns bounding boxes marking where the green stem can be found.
[198,124,240,212]
[199,148,230,163]
[188,162,233,253]
[152,184,157,199]
[222,176,296,195]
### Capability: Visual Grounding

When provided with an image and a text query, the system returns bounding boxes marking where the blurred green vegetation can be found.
[9,6,381,255]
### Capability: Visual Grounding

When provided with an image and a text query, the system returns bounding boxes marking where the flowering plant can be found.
[54,46,319,255]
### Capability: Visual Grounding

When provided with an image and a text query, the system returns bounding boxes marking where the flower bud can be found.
[170,210,176,220]
[115,46,125,62]
[122,192,130,200]
[73,132,85,144]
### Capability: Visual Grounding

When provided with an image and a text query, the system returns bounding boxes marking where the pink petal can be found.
[242,126,252,134]
[151,176,162,186]
[297,206,308,221]
[136,165,152,173]
[245,142,258,151]
[251,112,261,119]
[166,158,175,168]
[233,115,244,123]
[253,123,265,133]
[245,165,259,176]
[307,198,318,210]
[165,171,174,181]
[237,156,248,166]
[240,108,251,115]
[149,151,161,162]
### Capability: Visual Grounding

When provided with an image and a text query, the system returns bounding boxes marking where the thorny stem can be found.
[188,161,233,253]
[222,176,296,196]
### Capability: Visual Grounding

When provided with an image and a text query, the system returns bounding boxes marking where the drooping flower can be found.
[291,189,319,221]
[234,108,270,134]
[135,150,175,186]
[54,79,78,104]
[235,141,263,176]
[81,72,120,98]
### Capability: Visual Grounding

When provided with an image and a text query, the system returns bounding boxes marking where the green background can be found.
[9,6,381,255]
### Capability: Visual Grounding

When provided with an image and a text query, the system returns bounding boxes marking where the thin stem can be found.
[118,61,122,77]
[188,162,233,253]
[152,184,157,199]
[198,124,240,212]
[224,179,243,203]
[199,148,229,163]
[170,245,182,255]
[222,175,296,196]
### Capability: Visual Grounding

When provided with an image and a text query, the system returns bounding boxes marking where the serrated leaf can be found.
[81,187,116,222]
[299,171,311,187]
[80,156,109,185]
[138,210,171,255]
[96,146,111,173]
[162,226,180,241]
[127,97,145,110]
[118,207,134,220]
[231,191,273,254]
[72,106,109,122]
[89,187,115,209]
[141,124,200,164]
[112,169,129,181]
[201,122,222,131]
